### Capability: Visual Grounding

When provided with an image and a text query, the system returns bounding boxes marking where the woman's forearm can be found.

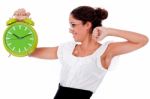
[107,28,149,44]
[29,47,58,59]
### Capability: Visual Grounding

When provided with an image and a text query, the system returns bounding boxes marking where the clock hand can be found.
[13,33,21,39]
[21,34,32,38]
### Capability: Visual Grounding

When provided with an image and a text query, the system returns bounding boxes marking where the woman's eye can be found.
[71,24,75,27]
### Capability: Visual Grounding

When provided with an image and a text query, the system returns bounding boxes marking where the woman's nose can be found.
[69,28,73,33]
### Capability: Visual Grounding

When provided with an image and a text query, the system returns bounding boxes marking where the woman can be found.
[14,6,148,99]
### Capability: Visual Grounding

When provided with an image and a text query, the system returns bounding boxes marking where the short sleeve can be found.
[57,43,64,60]
[57,41,75,62]
[96,41,110,71]
[96,41,120,71]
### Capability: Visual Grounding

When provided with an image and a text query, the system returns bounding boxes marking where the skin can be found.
[15,8,149,69]
[14,8,30,21]
[93,27,149,69]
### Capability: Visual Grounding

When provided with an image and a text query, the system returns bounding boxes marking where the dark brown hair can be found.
[71,6,108,32]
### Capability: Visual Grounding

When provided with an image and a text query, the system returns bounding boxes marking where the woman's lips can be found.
[72,33,77,38]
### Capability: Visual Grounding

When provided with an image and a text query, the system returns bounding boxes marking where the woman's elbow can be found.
[142,35,149,46]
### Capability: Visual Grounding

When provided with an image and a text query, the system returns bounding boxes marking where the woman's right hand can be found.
[13,8,30,21]
[92,27,108,41]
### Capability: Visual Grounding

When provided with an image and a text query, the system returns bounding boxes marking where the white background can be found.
[0,0,150,99]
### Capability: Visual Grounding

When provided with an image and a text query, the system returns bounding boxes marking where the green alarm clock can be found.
[3,18,38,57]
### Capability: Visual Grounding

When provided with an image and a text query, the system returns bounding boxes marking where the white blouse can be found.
[57,41,115,92]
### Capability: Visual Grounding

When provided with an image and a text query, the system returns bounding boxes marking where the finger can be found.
[92,29,98,35]
[20,8,26,12]
[26,12,30,17]
[97,29,101,36]
[14,11,18,16]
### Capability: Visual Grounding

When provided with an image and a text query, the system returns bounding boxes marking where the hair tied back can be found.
[95,8,108,20]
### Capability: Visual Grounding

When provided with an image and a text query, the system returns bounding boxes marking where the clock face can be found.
[3,22,38,57]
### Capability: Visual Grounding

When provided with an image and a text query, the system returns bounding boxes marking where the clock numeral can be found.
[24,27,28,31]
[19,25,22,30]
[24,47,27,51]
[28,32,32,34]
[19,48,21,53]
[28,43,32,47]
[12,47,16,51]
[8,43,12,46]
[8,31,12,34]
[6,37,11,40]
[13,26,16,31]
[29,38,34,40]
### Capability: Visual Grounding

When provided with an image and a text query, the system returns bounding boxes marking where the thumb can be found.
[92,27,102,41]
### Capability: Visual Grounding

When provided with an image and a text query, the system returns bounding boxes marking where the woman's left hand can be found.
[92,27,108,41]
[13,8,30,21]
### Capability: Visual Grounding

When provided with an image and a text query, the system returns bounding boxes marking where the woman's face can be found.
[69,14,91,42]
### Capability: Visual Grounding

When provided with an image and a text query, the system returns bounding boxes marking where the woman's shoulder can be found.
[97,41,114,56]
[59,41,75,46]
[58,41,76,50]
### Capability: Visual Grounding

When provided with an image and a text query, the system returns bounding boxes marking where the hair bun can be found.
[95,8,108,20]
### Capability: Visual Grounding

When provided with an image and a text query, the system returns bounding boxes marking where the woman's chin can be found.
[73,36,81,42]
[73,38,79,42]
[74,39,78,42]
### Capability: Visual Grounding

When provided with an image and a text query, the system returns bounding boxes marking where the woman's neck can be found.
[79,35,100,50]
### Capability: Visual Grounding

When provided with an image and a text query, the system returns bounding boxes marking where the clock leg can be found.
[8,54,11,57]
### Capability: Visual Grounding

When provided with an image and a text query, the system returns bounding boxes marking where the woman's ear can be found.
[85,21,92,29]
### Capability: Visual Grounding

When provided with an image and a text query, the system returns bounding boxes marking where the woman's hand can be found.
[13,8,30,21]
[92,27,108,41]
